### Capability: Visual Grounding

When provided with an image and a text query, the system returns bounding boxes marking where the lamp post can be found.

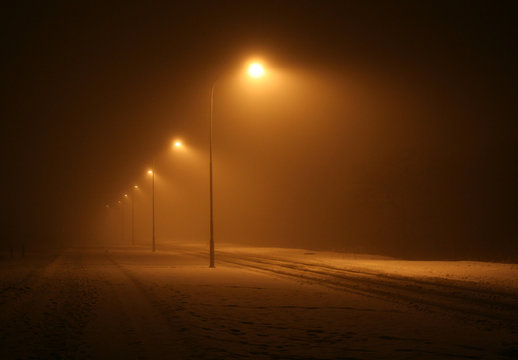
[118,200,123,243]
[208,62,265,268]
[123,194,129,244]
[147,168,155,252]
[209,84,215,268]
[132,185,139,246]
[146,142,181,252]
[104,204,110,244]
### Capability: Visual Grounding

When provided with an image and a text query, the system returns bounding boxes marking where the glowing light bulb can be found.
[248,63,265,78]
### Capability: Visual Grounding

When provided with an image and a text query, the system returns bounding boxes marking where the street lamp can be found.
[208,61,265,268]
[117,200,123,243]
[248,63,265,78]
[122,195,130,244]
[131,185,139,246]
[147,169,155,252]
[145,142,181,252]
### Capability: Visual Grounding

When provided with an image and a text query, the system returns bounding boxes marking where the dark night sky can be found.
[2,1,517,260]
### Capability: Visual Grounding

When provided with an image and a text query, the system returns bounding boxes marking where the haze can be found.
[2,2,517,359]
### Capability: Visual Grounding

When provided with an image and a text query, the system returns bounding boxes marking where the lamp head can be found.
[248,63,265,78]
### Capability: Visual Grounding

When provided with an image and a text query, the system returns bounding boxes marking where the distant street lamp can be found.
[117,200,123,243]
[132,185,139,246]
[104,204,110,244]
[123,194,129,244]
[147,169,155,252]
[144,142,182,252]
[208,61,266,268]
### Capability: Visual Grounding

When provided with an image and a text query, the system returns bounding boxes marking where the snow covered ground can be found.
[1,244,517,359]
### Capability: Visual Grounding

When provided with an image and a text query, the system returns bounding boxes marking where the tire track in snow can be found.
[103,253,208,359]
[208,251,518,331]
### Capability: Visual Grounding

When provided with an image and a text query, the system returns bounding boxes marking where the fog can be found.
[3,3,518,359]
[3,1,517,261]
[91,64,517,261]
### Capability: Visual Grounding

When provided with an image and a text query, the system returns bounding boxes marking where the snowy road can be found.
[213,250,518,331]
[1,246,517,359]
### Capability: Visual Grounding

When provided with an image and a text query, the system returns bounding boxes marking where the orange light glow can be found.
[124,194,128,198]
[174,141,182,147]
[248,63,265,78]
[134,185,139,189]
[147,170,153,174]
